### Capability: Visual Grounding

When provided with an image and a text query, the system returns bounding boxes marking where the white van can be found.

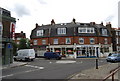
[14,49,35,61]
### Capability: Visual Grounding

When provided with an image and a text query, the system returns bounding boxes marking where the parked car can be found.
[44,52,62,60]
[106,53,120,62]
[14,49,35,61]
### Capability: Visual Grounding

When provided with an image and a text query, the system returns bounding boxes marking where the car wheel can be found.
[14,58,17,61]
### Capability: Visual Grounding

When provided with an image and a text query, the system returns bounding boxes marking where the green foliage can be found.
[12,41,18,56]
[18,38,31,50]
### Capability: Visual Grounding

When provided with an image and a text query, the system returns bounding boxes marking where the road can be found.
[2,58,108,80]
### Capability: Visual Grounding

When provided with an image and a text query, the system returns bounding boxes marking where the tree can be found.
[18,38,29,49]
[12,41,18,56]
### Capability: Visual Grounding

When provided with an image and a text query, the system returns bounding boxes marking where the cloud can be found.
[37,0,47,5]
[104,15,115,22]
[13,3,31,17]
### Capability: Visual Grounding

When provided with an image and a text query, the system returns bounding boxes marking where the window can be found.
[42,40,46,45]
[17,38,21,40]
[78,27,94,33]
[66,38,71,44]
[79,38,84,44]
[57,28,66,34]
[104,38,107,44]
[53,39,58,44]
[102,29,107,36]
[116,31,118,35]
[33,40,37,45]
[17,42,20,44]
[36,30,44,36]
[0,22,3,36]
[90,38,95,44]
[116,38,118,44]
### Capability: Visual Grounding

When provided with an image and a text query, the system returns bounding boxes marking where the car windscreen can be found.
[111,54,118,57]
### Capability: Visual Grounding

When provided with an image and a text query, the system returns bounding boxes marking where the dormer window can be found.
[102,29,107,36]
[78,27,95,33]
[57,28,66,35]
[36,30,44,36]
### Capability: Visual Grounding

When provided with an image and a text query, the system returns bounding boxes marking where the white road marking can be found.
[2,65,44,78]
[25,65,44,69]
[56,60,76,64]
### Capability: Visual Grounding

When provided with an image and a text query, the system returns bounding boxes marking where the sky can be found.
[0,0,120,38]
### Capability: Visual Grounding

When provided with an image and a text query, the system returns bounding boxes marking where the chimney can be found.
[21,31,23,33]
[72,18,76,24]
[36,23,38,27]
[106,22,112,30]
[90,22,95,25]
[101,21,103,26]
[51,19,55,25]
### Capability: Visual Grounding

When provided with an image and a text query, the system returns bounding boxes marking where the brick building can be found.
[0,7,16,65]
[14,31,26,45]
[30,19,113,57]
[111,28,120,52]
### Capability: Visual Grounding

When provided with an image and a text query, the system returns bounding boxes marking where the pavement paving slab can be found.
[69,63,119,80]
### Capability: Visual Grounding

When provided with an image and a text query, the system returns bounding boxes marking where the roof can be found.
[30,22,112,39]
[15,32,26,38]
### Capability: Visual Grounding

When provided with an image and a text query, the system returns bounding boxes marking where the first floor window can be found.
[66,38,71,44]
[33,40,37,45]
[79,38,84,44]
[42,40,46,45]
[104,38,107,44]
[90,38,95,44]
[54,39,58,44]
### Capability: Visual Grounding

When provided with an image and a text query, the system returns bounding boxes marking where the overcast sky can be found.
[0,0,119,38]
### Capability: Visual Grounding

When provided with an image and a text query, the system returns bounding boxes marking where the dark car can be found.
[106,53,120,62]
[44,52,62,60]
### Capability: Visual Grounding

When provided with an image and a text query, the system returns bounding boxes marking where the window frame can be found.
[79,38,84,44]
[57,28,66,35]
[53,39,58,44]
[36,30,44,36]
[66,38,71,44]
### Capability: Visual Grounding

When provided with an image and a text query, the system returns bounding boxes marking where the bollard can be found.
[96,59,98,69]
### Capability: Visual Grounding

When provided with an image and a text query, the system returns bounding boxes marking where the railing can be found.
[102,66,120,81]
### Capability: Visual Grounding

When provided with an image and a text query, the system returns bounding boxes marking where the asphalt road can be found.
[2,58,108,79]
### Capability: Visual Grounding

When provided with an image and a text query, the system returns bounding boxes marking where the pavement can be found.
[68,62,120,81]
[2,61,28,69]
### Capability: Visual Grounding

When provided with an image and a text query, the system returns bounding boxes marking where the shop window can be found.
[79,38,84,44]
[66,38,71,44]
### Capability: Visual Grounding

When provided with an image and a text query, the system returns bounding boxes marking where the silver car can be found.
[106,53,120,62]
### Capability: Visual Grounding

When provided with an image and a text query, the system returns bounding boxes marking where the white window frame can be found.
[79,38,84,44]
[66,38,71,44]
[78,27,95,33]
[53,39,58,44]
[33,40,37,45]
[36,30,44,36]
[42,40,46,45]
[116,38,118,44]
[90,38,95,44]
[102,29,108,36]
[104,38,108,44]
[57,28,66,34]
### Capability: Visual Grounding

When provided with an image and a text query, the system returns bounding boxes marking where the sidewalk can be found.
[69,63,119,80]
[2,61,28,69]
